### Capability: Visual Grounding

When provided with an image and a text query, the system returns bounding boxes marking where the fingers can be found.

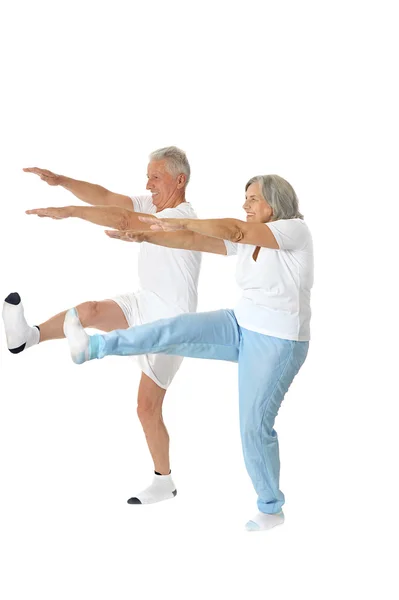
[23,167,49,175]
[25,208,61,219]
[105,231,133,242]
[150,221,179,231]
[138,216,180,231]
[105,230,143,243]
[105,230,125,239]
[26,209,51,218]
[23,167,58,185]
[138,216,157,224]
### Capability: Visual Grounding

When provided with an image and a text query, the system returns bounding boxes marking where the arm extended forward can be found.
[26,205,149,231]
[23,167,133,209]
[105,229,227,254]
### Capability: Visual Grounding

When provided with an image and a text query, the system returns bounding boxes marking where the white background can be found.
[0,1,398,598]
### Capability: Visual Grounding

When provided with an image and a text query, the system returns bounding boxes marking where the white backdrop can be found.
[0,1,398,598]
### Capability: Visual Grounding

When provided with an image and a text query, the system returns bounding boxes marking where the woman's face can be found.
[243,182,273,223]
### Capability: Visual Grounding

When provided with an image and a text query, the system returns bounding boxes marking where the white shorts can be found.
[112,290,184,390]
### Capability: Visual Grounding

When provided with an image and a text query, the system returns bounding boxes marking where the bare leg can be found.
[50,302,176,502]
[39,300,128,341]
[136,373,169,474]
[127,373,176,504]
[41,302,172,475]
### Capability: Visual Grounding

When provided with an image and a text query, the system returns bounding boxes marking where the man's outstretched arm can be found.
[23,167,133,209]
[26,205,149,231]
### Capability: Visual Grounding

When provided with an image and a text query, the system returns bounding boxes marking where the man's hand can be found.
[26,207,73,219]
[23,167,63,186]
[105,229,148,242]
[139,215,188,231]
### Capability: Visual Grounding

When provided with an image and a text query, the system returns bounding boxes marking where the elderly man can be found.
[2,146,201,505]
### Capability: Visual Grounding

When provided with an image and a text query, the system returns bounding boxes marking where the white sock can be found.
[245,511,285,532]
[2,293,40,353]
[127,473,177,505]
[63,308,90,364]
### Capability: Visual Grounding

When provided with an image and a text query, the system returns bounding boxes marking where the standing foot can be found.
[245,511,285,532]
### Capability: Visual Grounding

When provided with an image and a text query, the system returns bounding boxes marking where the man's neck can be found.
[155,192,186,212]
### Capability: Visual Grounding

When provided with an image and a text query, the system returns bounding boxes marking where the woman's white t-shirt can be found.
[224,218,314,341]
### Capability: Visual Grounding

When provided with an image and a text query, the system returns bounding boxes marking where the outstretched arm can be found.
[23,167,133,209]
[26,205,149,231]
[140,216,279,249]
[105,229,227,254]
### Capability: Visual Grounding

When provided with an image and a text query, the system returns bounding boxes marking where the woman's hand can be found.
[138,215,188,231]
[26,207,73,219]
[105,229,147,243]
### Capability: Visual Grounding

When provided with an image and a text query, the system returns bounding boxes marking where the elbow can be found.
[228,226,244,243]
[118,212,130,231]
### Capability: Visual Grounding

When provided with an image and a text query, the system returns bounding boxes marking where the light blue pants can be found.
[89,309,309,513]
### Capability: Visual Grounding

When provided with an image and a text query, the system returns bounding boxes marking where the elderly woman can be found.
[64,174,314,532]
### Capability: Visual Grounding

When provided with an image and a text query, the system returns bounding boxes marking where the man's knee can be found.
[137,397,162,425]
[77,301,100,327]
[137,373,166,426]
[137,391,165,428]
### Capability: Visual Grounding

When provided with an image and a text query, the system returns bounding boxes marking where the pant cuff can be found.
[89,334,101,360]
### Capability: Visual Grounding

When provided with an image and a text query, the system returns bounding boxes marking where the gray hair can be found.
[245,174,304,221]
[149,146,191,185]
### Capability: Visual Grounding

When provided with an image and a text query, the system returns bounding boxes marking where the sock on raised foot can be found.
[127,473,177,505]
[2,293,40,353]
[245,511,285,532]
[63,308,90,364]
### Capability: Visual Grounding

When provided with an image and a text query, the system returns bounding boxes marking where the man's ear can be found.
[177,173,186,188]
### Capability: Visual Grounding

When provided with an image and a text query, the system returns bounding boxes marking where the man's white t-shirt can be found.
[224,218,314,341]
[130,195,201,321]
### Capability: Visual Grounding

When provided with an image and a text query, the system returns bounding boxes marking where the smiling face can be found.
[146,159,186,210]
[243,181,273,223]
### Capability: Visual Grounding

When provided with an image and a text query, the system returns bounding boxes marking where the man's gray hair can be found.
[149,146,191,185]
[245,174,304,221]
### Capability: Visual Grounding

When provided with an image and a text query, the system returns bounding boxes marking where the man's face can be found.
[146,159,182,208]
[242,182,273,223]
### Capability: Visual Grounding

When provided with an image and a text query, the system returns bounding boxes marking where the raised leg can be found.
[2,292,128,353]
[39,299,128,340]
[65,309,241,364]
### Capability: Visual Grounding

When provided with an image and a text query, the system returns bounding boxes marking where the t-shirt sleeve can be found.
[266,219,311,251]
[223,239,238,256]
[130,195,156,214]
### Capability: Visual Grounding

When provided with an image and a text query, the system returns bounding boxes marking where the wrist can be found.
[59,175,72,189]
[141,231,150,242]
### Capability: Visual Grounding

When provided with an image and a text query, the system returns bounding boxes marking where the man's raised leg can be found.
[2,294,128,353]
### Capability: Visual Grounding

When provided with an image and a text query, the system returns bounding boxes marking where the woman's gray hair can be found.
[149,146,191,185]
[245,174,304,221]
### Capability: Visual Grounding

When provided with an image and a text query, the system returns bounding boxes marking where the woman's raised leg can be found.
[64,308,241,365]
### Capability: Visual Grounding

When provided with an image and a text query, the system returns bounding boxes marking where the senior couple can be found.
[2,146,313,532]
